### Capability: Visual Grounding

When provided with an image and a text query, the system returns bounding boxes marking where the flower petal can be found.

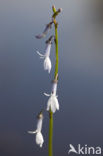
[28,130,37,134]
[51,102,57,113]
[36,132,44,147]
[44,93,50,97]
[46,99,51,111]
[46,95,59,113]
[36,51,45,57]
[55,97,59,110]
[44,57,52,73]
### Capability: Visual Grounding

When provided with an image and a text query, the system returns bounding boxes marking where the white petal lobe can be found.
[46,94,59,113]
[36,51,45,57]
[44,57,52,73]
[28,130,37,134]
[44,93,50,97]
[36,132,44,147]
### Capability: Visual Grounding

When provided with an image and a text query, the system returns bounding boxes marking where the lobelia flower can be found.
[44,82,59,113]
[35,21,53,39]
[28,112,44,148]
[36,36,54,73]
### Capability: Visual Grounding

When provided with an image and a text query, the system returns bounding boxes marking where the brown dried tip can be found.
[45,35,54,44]
[52,74,58,83]
[58,8,62,13]
[52,5,56,10]
[52,79,58,83]
[55,74,58,82]
[37,110,43,119]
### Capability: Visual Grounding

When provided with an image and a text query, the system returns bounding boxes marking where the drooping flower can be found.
[36,36,54,73]
[28,112,44,148]
[35,21,53,39]
[44,82,59,113]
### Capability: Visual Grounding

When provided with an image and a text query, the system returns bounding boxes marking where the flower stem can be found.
[54,23,58,79]
[49,110,53,156]
[48,6,59,156]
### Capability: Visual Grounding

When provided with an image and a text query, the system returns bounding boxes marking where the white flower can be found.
[44,83,59,113]
[28,114,44,148]
[46,94,59,113]
[36,43,52,73]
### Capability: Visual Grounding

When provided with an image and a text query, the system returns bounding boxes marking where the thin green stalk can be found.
[49,110,53,156]
[54,23,58,79]
[48,6,59,156]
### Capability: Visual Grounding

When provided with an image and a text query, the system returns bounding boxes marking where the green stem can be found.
[49,110,53,156]
[48,6,59,156]
[54,23,58,79]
